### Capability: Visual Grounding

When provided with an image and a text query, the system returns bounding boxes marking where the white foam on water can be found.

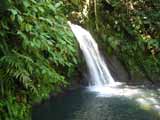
[68,21,160,114]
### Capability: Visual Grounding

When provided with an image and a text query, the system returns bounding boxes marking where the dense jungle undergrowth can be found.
[0,0,79,119]
[0,0,160,120]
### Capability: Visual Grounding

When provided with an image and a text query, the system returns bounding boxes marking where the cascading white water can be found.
[68,22,115,86]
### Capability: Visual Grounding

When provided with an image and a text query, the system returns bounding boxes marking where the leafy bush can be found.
[0,0,78,119]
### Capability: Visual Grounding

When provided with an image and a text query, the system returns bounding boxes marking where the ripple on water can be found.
[32,83,160,120]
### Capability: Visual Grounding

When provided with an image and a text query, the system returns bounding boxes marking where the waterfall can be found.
[68,22,115,86]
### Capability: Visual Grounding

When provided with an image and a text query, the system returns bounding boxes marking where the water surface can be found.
[32,85,160,120]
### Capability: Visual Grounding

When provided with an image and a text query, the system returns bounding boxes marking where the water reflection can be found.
[88,83,160,114]
[32,84,160,120]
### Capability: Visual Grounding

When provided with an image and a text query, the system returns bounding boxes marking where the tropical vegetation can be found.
[0,0,160,119]
[0,0,78,119]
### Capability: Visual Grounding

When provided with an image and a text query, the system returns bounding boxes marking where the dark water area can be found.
[32,86,160,120]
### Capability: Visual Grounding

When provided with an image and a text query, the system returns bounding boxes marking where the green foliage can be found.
[86,0,160,81]
[0,0,78,119]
